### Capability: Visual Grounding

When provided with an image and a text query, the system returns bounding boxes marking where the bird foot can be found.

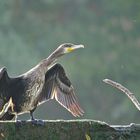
[31,119,45,126]
[15,119,45,126]
[15,120,26,126]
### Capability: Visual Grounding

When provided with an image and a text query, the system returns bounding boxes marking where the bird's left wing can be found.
[38,64,84,117]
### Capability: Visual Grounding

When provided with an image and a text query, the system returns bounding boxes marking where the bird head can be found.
[46,43,84,66]
[57,43,84,55]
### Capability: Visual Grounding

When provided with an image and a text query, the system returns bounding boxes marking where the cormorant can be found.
[0,43,84,122]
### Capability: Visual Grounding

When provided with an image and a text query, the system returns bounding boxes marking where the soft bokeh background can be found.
[0,0,140,124]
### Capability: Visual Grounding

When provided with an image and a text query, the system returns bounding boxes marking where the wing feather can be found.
[39,64,84,117]
[0,67,9,112]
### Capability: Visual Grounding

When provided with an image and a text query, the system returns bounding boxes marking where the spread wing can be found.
[0,67,7,82]
[0,67,9,112]
[39,64,84,117]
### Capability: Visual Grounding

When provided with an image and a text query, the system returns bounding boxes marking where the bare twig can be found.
[103,79,140,111]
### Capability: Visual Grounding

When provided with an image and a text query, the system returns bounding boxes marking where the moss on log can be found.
[0,120,140,140]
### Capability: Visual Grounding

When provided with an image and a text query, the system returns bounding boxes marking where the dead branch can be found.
[103,79,140,111]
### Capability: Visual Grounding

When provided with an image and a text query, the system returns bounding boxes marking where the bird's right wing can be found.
[0,67,7,80]
[0,67,8,112]
[38,64,84,117]
[0,67,16,120]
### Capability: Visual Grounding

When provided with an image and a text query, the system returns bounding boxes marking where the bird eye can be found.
[64,44,73,48]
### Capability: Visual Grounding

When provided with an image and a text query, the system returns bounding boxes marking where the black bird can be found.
[0,43,84,122]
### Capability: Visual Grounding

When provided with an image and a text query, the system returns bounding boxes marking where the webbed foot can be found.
[31,119,45,126]
[15,120,26,127]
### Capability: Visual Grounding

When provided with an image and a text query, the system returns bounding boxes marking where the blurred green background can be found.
[0,0,140,124]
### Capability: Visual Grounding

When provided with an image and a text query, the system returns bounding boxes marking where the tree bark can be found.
[0,120,140,140]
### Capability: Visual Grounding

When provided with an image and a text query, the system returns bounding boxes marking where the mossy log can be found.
[0,120,140,140]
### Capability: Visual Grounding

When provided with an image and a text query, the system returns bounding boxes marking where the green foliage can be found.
[0,0,140,124]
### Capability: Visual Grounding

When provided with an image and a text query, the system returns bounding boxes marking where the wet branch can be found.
[103,79,140,111]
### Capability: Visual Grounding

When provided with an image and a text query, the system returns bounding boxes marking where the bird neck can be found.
[39,48,63,73]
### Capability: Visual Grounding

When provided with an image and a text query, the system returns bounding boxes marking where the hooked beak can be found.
[67,44,84,52]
